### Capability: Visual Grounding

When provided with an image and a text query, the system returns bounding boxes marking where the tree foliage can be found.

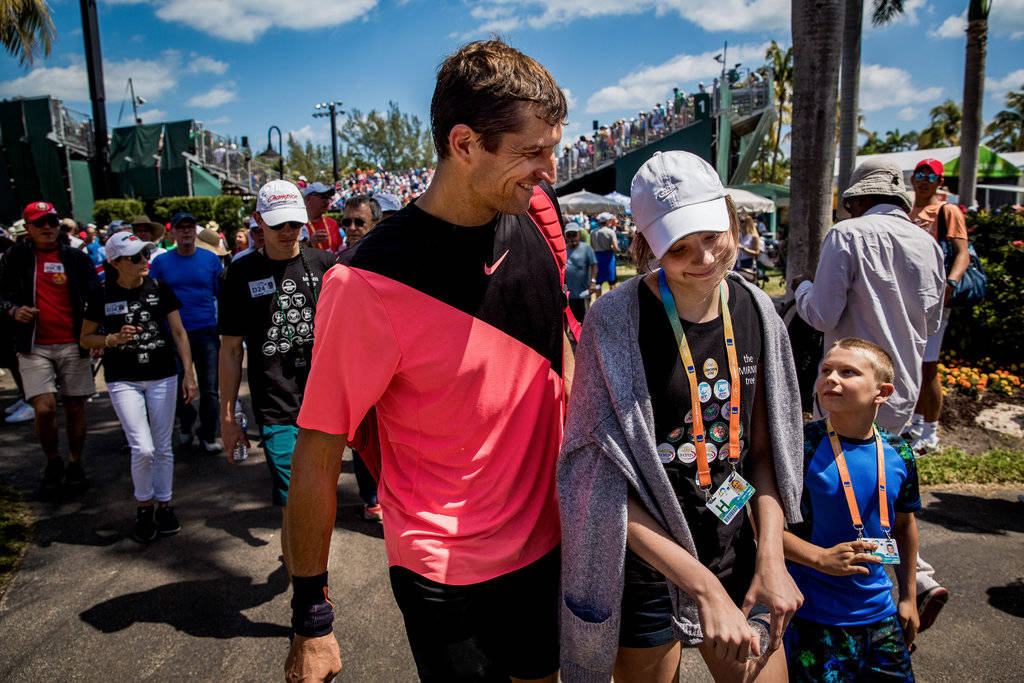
[0,0,55,66]
[338,101,434,170]
[284,134,334,182]
[985,85,1024,153]
[919,100,962,149]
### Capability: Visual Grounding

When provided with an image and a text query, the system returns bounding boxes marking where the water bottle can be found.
[233,407,248,462]
[747,610,771,660]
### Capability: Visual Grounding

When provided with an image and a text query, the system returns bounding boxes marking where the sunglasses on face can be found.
[32,216,59,228]
[913,171,940,182]
[121,252,148,264]
[341,217,366,228]
[264,221,304,231]
[174,223,196,231]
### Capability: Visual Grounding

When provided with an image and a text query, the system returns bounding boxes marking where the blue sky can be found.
[1,0,1022,159]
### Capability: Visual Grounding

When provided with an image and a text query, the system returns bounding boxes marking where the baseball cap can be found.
[107,219,133,234]
[256,179,308,225]
[105,231,154,262]
[630,151,730,259]
[596,212,615,223]
[23,201,57,222]
[302,181,334,197]
[374,193,402,214]
[842,158,912,212]
[914,158,944,178]
[170,212,197,228]
[564,221,581,233]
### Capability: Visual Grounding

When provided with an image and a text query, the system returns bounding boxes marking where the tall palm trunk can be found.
[788,0,844,288]
[958,0,991,209]
[769,92,785,183]
[836,0,863,217]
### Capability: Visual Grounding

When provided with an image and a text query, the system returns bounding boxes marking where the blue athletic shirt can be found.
[788,420,921,626]
[149,248,222,331]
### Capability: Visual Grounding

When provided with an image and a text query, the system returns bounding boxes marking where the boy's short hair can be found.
[431,38,567,159]
[829,338,895,384]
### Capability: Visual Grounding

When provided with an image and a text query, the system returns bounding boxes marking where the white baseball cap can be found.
[105,231,154,263]
[256,179,308,226]
[630,151,730,259]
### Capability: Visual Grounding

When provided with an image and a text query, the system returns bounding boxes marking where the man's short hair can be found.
[829,337,895,385]
[345,194,382,224]
[431,38,567,159]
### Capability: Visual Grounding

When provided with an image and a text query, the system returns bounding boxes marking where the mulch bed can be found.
[939,389,1024,454]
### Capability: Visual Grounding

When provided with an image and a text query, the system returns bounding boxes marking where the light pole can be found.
[312,101,344,184]
[258,125,284,180]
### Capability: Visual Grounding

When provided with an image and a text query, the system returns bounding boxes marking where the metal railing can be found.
[191,123,283,192]
[49,100,94,157]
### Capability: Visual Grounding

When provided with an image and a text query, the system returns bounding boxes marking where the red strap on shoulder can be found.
[528,186,581,342]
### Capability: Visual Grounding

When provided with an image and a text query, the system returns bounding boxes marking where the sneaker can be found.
[155,505,181,536]
[4,399,25,415]
[200,439,222,454]
[40,458,64,499]
[911,432,940,454]
[901,423,924,441]
[917,585,948,632]
[132,506,158,543]
[64,460,89,491]
[176,428,194,448]
[363,503,383,522]
[5,403,35,424]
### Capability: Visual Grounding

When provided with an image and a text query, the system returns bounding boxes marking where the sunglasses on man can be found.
[32,216,59,228]
[341,217,366,228]
[264,221,304,231]
[913,171,940,182]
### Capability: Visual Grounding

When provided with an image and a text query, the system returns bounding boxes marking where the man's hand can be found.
[897,597,919,647]
[790,274,812,290]
[310,230,330,248]
[814,540,881,576]
[285,633,342,682]
[11,306,38,323]
[182,374,198,403]
[741,560,803,653]
[220,418,249,464]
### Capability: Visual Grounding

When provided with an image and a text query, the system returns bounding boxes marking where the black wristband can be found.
[291,573,333,638]
[292,572,329,608]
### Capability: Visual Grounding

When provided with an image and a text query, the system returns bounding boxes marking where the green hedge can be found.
[150,196,245,234]
[92,199,145,227]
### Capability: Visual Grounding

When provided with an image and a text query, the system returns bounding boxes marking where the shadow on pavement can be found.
[79,563,291,638]
[916,492,1024,535]
[204,505,279,547]
[987,578,1024,619]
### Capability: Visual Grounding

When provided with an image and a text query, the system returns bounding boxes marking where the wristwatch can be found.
[946,278,959,288]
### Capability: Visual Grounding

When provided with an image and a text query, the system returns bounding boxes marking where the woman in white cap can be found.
[80,232,198,543]
[558,151,804,682]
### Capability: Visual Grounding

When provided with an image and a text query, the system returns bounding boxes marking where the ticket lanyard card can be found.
[863,537,900,565]
[707,470,755,525]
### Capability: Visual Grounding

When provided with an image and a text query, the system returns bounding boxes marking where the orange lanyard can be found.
[825,419,890,537]
[657,270,741,493]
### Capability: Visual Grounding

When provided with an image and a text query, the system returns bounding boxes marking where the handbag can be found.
[937,204,986,307]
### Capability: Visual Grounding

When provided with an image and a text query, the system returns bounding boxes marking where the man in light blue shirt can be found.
[150,212,223,452]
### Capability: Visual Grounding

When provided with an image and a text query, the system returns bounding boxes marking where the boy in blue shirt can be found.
[784,338,920,681]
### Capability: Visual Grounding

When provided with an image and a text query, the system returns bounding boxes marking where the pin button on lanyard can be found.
[825,418,890,539]
[657,269,741,499]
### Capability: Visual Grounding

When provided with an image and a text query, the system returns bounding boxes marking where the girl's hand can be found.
[695,584,759,663]
[108,324,138,346]
[741,561,804,653]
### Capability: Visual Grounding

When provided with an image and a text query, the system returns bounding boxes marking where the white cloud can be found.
[987,69,1024,97]
[897,106,918,121]
[464,0,789,35]
[104,0,377,42]
[287,123,330,145]
[204,115,232,126]
[187,54,228,75]
[186,83,237,108]
[137,108,168,123]
[931,0,1024,40]
[0,54,178,103]
[586,42,770,113]
[858,63,942,112]
[562,88,578,110]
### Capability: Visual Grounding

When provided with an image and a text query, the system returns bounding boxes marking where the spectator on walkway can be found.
[82,224,105,268]
[59,218,85,249]
[231,219,263,262]
[563,221,597,322]
[131,215,167,262]
[0,226,31,424]
[150,213,224,453]
[736,213,761,273]
[373,192,402,220]
[906,159,971,453]
[0,201,99,498]
[80,232,197,542]
[232,228,249,255]
[591,211,619,291]
[219,180,335,511]
[303,182,342,252]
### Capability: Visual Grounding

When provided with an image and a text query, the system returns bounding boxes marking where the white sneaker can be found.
[911,432,940,454]
[200,439,222,454]
[5,403,35,424]
[901,423,924,441]
[5,399,26,415]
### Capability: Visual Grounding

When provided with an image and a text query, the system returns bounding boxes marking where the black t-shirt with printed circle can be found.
[84,277,181,383]
[632,276,764,601]
[218,246,336,426]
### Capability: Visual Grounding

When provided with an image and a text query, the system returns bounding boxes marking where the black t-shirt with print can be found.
[218,247,336,426]
[632,276,764,601]
[84,277,181,383]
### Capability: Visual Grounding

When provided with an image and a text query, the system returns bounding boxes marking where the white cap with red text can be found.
[256,179,308,226]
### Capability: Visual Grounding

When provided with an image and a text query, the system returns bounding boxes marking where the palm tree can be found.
[919,100,962,149]
[984,85,1024,152]
[789,0,844,285]
[0,0,56,66]
[958,0,992,209]
[859,130,883,155]
[766,41,793,185]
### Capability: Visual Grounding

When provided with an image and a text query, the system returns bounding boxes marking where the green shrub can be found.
[147,196,245,236]
[92,199,145,227]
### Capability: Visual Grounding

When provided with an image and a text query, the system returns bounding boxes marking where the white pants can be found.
[108,376,178,503]
[917,553,940,593]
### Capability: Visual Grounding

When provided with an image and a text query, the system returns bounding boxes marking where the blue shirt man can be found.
[564,223,597,323]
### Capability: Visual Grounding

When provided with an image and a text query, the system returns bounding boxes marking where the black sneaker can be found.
[64,460,89,491]
[40,458,64,500]
[132,506,158,543]
[155,505,181,536]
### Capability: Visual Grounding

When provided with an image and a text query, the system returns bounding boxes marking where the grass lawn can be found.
[0,480,32,600]
[918,448,1024,486]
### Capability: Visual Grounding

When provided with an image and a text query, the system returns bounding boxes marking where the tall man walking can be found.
[283,39,569,682]
[150,213,223,452]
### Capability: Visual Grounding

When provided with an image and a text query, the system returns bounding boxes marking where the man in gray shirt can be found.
[793,158,944,434]
[590,212,620,292]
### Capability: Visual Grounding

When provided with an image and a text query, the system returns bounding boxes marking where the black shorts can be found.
[389,546,560,682]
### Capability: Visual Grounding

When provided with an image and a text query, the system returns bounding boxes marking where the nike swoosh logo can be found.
[483,249,509,276]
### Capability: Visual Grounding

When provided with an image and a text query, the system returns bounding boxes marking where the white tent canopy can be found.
[557,190,625,214]
[726,187,776,213]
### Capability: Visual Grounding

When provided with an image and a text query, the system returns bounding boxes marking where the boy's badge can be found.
[249,277,276,297]
[703,358,718,379]
[105,301,128,316]
[704,442,718,461]
[657,443,676,464]
[710,422,728,443]
[666,427,684,443]
[703,403,720,421]
[698,382,712,403]
[864,537,900,565]
[714,379,730,400]
[677,442,697,464]
[707,470,755,524]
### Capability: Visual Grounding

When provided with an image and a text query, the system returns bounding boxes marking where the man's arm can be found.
[218,334,247,460]
[793,230,852,333]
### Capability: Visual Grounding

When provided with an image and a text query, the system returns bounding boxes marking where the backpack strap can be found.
[527,184,582,342]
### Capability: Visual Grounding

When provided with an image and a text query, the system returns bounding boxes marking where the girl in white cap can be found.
[558,151,804,682]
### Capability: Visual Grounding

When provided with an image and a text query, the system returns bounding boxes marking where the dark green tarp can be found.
[68,160,95,224]
[190,163,221,197]
[0,100,42,216]
[23,98,70,216]
[110,123,163,198]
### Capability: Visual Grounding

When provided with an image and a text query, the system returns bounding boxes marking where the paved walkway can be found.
[0,371,1021,681]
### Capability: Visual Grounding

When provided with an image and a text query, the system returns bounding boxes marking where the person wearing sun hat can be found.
[131,215,167,262]
[559,150,804,681]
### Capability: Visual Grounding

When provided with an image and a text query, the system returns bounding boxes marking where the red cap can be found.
[914,158,944,178]
[23,201,57,222]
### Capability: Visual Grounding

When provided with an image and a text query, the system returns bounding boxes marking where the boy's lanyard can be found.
[825,418,890,539]
[656,269,741,496]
